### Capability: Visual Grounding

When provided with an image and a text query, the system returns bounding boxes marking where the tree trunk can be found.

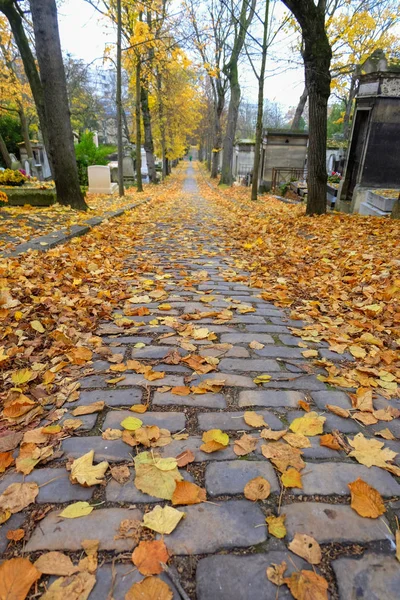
[251,0,269,201]
[136,59,143,192]
[29,0,86,209]
[116,0,124,197]
[156,70,167,180]
[0,132,12,168]
[18,105,33,159]
[0,0,53,176]
[220,63,240,186]
[291,86,308,130]
[282,0,332,216]
[211,90,224,179]
[141,86,157,183]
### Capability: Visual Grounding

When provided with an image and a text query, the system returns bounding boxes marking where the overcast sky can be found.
[57,0,305,111]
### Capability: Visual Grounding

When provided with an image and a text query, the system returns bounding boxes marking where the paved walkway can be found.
[1,167,399,599]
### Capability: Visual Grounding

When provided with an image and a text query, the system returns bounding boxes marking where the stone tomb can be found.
[88,165,118,195]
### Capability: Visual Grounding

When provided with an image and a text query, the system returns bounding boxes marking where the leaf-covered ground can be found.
[0,163,399,600]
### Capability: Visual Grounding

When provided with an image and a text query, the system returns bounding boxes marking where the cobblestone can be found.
[0,468,94,503]
[153,391,226,408]
[218,358,282,372]
[90,564,180,600]
[102,410,186,431]
[284,502,394,543]
[161,500,267,555]
[333,553,400,600]
[198,410,283,431]
[205,460,280,495]
[220,333,274,344]
[239,390,304,408]
[62,436,131,462]
[26,508,142,552]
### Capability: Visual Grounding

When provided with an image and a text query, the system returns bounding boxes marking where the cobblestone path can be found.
[1,166,399,599]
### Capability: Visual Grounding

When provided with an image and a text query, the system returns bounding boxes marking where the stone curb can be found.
[1,198,150,258]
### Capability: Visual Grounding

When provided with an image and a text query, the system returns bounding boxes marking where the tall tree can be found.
[220,0,256,186]
[116,0,124,197]
[29,0,87,209]
[281,0,332,215]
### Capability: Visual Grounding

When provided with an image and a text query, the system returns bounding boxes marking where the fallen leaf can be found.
[175,450,195,467]
[202,429,229,446]
[348,478,386,518]
[374,428,396,441]
[0,482,38,514]
[288,533,322,564]
[243,411,267,428]
[69,451,109,486]
[319,434,341,450]
[142,505,185,534]
[281,468,303,488]
[253,374,272,385]
[102,428,122,440]
[11,368,33,385]
[125,576,173,600]
[266,561,287,586]
[171,386,191,396]
[289,411,325,436]
[121,416,143,431]
[40,571,96,600]
[302,349,318,358]
[6,528,25,541]
[348,433,397,470]
[130,404,148,413]
[34,551,77,576]
[71,401,104,416]
[298,400,311,412]
[326,404,350,418]
[283,433,311,449]
[351,388,374,413]
[234,433,258,456]
[283,570,328,600]
[172,481,206,505]
[244,476,271,501]
[266,514,286,538]
[261,442,305,472]
[260,428,288,440]
[31,319,45,333]
[0,557,41,600]
[59,502,94,519]
[0,509,11,525]
[0,451,14,473]
[396,530,400,562]
[131,540,169,576]
[134,452,183,500]
[63,419,83,431]
[111,465,131,484]
[249,340,264,349]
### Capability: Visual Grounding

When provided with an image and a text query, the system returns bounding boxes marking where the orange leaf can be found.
[0,451,14,473]
[244,476,271,501]
[0,557,41,600]
[348,478,386,518]
[175,450,195,467]
[172,480,206,505]
[131,540,169,576]
[125,576,173,600]
[284,570,328,600]
[319,434,341,450]
[6,528,24,541]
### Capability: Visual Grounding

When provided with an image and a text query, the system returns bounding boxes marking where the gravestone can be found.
[88,165,118,194]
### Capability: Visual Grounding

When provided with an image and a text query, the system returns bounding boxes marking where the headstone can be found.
[24,161,31,177]
[88,165,118,194]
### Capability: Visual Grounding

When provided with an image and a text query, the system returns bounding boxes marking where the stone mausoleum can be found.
[337,53,400,215]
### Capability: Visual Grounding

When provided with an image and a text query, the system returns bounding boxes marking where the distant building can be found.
[259,129,309,190]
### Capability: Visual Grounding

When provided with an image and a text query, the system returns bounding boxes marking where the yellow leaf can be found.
[125,576,173,600]
[301,349,318,358]
[11,369,33,385]
[121,417,143,430]
[59,502,94,519]
[266,514,286,538]
[130,404,148,413]
[243,411,267,427]
[69,451,109,486]
[289,411,325,436]
[283,570,328,600]
[281,468,303,488]
[348,478,386,518]
[142,505,185,534]
[348,433,397,469]
[349,345,367,358]
[30,320,45,333]
[253,374,272,385]
[202,429,229,446]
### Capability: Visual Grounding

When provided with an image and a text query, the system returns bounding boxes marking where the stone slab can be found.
[0,468,94,503]
[284,502,394,543]
[75,388,143,407]
[162,500,267,555]
[25,508,142,552]
[311,390,351,410]
[198,410,283,431]
[239,390,304,408]
[218,358,281,372]
[333,553,400,600]
[131,346,186,359]
[197,552,307,600]
[254,346,304,359]
[260,375,326,391]
[0,513,25,553]
[191,372,256,388]
[220,333,274,344]
[153,391,226,408]
[205,460,280,495]
[60,413,98,431]
[295,462,400,496]
[245,325,290,333]
[102,410,186,432]
[62,436,131,462]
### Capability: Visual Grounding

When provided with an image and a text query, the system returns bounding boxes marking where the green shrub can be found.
[0,169,27,186]
[75,131,116,185]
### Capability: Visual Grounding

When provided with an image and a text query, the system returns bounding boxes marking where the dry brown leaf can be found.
[171,386,191,396]
[243,411,267,428]
[169,451,193,471]
[283,433,311,449]
[319,434,341,450]
[234,433,258,456]
[71,401,105,416]
[261,442,305,473]
[111,465,131,484]
[0,482,38,514]
[199,440,227,453]
[249,340,264,349]
[131,540,169,576]
[298,400,311,412]
[102,428,122,440]
[244,476,271,501]
[351,388,374,413]
[69,450,109,487]
[6,528,25,542]
[125,576,173,600]
[348,433,397,469]
[171,480,206,505]
[396,530,400,562]
[283,570,328,600]
[352,412,378,426]
[40,571,96,600]
[34,551,77,576]
[0,451,14,473]
[0,557,41,600]
[288,533,322,564]
[260,428,288,441]
[326,404,351,418]
[374,428,396,441]
[348,478,386,518]
[266,561,287,586]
